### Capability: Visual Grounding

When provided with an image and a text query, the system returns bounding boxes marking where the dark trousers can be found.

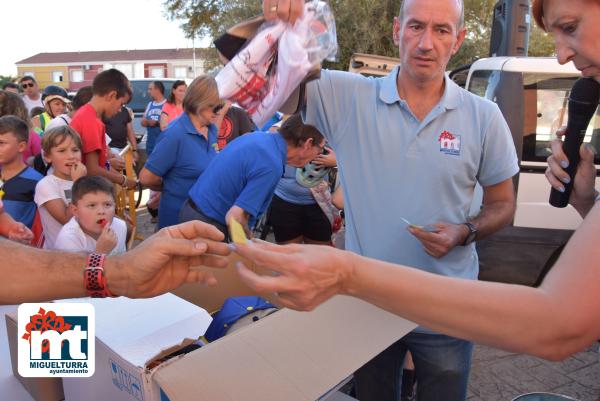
[179,198,230,242]
[354,332,473,401]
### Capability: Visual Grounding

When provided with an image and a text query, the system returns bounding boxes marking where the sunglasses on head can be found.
[212,103,225,114]
[21,83,34,89]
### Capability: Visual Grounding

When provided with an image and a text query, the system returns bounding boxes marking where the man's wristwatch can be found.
[462,222,477,246]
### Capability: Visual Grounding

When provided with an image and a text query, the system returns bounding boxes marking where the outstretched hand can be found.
[108,221,231,298]
[233,239,350,311]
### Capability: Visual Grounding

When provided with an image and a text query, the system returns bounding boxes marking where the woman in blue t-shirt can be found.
[269,146,337,245]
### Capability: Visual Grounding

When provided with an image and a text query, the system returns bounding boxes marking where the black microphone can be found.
[549,77,600,208]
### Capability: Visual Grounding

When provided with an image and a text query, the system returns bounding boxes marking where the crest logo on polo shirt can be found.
[438,130,461,156]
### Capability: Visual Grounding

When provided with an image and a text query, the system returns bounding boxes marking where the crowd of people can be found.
[0,67,338,256]
[1,0,599,399]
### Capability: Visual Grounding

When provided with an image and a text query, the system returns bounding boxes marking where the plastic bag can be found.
[215,1,338,128]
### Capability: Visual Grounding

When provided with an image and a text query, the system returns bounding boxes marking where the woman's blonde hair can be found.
[183,75,221,115]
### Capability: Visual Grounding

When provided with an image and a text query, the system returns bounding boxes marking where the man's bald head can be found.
[399,0,465,29]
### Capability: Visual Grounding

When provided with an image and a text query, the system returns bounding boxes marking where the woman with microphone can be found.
[233,0,600,362]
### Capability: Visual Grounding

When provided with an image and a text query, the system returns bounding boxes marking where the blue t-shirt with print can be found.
[2,166,43,228]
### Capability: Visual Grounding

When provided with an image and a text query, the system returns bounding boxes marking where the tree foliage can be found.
[0,75,17,89]
[163,0,555,73]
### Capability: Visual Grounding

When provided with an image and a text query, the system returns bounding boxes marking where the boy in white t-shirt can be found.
[55,175,126,255]
[34,126,87,249]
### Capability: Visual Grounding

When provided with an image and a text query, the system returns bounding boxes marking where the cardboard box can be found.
[10,255,416,401]
[5,312,65,401]
[158,255,417,401]
[59,293,212,401]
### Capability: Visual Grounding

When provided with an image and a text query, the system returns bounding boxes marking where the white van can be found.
[465,57,600,285]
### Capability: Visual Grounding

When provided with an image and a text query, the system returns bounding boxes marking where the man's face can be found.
[21,79,39,97]
[393,0,466,84]
[543,0,600,83]
[148,84,158,101]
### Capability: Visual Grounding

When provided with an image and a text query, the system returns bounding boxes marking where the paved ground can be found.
[134,205,599,401]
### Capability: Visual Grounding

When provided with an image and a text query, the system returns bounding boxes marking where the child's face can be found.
[71,191,115,237]
[46,136,82,179]
[0,132,26,165]
[48,99,67,117]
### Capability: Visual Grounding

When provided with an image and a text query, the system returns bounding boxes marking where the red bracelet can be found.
[84,253,113,298]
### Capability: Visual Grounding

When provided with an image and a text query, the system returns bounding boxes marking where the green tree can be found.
[163,0,555,73]
[0,75,17,89]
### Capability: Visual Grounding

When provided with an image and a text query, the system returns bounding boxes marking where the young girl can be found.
[31,86,70,137]
[34,126,87,249]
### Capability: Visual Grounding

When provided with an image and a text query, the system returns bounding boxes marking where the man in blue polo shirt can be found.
[181,114,325,240]
[256,0,519,400]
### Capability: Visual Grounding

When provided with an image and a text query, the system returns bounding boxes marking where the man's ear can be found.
[69,203,78,216]
[393,16,401,47]
[106,90,118,102]
[17,140,28,153]
[452,27,467,55]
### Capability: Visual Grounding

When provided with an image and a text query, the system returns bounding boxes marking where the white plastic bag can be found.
[216,1,337,127]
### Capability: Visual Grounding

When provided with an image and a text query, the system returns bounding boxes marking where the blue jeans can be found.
[354,331,473,401]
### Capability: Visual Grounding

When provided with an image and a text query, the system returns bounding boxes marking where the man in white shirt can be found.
[20,76,44,114]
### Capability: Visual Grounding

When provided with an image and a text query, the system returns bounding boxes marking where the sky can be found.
[0,0,211,76]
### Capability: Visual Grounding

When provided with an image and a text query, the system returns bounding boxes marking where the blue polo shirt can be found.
[144,112,218,228]
[188,132,287,227]
[304,68,518,280]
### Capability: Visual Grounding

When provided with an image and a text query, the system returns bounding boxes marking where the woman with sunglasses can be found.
[159,80,187,131]
[139,75,223,229]
[233,0,600,362]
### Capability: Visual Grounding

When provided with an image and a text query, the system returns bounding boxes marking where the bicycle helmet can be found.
[42,85,70,105]
[296,150,331,188]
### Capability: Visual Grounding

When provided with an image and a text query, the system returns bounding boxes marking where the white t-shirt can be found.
[45,114,72,131]
[22,94,44,114]
[54,216,127,255]
[34,175,74,250]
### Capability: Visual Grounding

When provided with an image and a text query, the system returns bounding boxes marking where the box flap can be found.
[171,254,259,313]
[154,295,416,401]
[56,293,212,367]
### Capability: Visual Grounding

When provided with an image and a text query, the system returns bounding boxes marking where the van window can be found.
[467,70,498,98]
[128,80,175,114]
[522,75,600,164]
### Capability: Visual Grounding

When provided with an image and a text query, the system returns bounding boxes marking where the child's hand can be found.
[96,223,117,254]
[70,162,87,181]
[7,222,34,244]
